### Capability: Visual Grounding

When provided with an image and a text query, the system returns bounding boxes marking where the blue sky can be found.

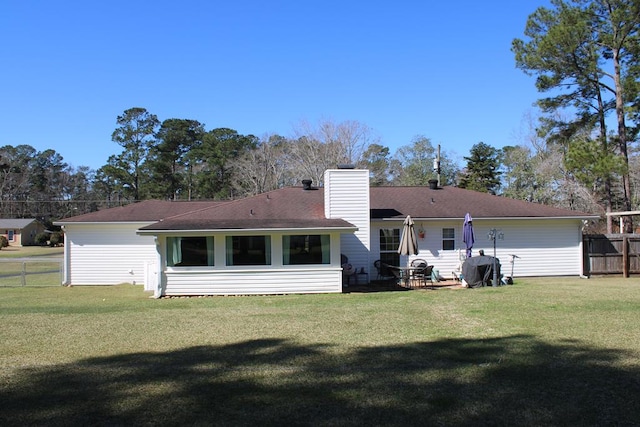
[1,1,550,170]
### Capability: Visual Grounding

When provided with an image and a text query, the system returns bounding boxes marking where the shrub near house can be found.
[35,233,49,246]
[34,232,64,247]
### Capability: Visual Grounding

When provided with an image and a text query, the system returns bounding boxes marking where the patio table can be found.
[387,265,423,288]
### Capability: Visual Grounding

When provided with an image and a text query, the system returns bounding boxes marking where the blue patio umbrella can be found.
[463,213,475,258]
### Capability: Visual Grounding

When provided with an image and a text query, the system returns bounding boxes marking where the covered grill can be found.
[461,255,501,288]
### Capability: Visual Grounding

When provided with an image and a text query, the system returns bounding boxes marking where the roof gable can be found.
[0,218,39,229]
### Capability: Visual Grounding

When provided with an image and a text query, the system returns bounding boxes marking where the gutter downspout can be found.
[61,226,69,285]
[153,236,162,299]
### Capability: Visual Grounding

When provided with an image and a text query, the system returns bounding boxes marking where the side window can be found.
[442,228,455,251]
[226,236,271,266]
[167,237,214,266]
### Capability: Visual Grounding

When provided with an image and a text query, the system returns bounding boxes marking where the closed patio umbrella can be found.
[463,213,475,258]
[398,215,419,256]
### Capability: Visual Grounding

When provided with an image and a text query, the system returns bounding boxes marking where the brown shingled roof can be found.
[370,186,595,219]
[140,187,354,231]
[57,185,596,230]
[56,200,222,223]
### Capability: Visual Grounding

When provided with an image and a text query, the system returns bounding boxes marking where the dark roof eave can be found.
[56,220,156,226]
[137,225,358,235]
[375,215,599,221]
[137,217,357,233]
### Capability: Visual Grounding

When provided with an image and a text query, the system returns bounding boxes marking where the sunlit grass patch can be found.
[1,278,639,425]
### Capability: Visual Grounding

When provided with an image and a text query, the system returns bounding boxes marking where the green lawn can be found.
[0,246,63,287]
[1,277,639,426]
[0,245,64,258]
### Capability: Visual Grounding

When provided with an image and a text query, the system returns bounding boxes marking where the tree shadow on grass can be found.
[1,335,639,426]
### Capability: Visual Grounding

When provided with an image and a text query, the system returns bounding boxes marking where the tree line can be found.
[1,0,638,233]
[0,107,637,233]
[0,110,459,221]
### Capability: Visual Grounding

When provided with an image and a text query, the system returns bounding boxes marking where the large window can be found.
[283,235,330,265]
[167,236,214,267]
[442,228,455,251]
[226,235,271,266]
[379,229,400,267]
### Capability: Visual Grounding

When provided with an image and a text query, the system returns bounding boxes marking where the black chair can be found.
[411,259,433,288]
[410,259,427,286]
[374,260,395,282]
[387,265,404,287]
[410,259,428,269]
[341,254,355,285]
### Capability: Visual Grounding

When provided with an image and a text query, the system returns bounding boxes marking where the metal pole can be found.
[437,144,441,188]
[21,261,27,287]
[487,228,503,287]
[492,236,498,287]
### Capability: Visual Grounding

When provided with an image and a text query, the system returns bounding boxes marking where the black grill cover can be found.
[461,255,501,288]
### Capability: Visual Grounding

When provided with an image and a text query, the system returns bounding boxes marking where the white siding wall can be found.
[324,168,370,277]
[156,231,344,296]
[164,268,342,296]
[64,223,157,285]
[371,218,585,279]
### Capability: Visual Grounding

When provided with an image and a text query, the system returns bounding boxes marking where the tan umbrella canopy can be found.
[398,215,419,256]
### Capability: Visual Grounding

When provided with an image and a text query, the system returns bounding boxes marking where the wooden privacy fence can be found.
[583,234,640,277]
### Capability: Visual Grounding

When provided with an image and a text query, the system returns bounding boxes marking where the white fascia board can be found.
[56,221,156,226]
[605,210,640,216]
[380,216,599,222]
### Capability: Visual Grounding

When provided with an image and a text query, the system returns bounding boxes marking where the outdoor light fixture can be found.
[487,228,504,287]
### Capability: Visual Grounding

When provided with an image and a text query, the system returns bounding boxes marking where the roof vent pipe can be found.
[302,179,313,190]
[428,179,439,190]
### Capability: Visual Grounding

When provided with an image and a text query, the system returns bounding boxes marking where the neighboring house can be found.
[0,218,46,246]
[56,168,598,297]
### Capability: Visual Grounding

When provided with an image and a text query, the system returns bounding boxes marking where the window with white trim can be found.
[283,234,330,265]
[167,236,214,266]
[226,235,271,266]
[442,228,455,251]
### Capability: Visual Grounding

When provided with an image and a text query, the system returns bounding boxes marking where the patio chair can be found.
[388,265,404,287]
[409,259,427,287]
[410,259,428,269]
[374,260,395,282]
[341,254,355,286]
[411,262,434,288]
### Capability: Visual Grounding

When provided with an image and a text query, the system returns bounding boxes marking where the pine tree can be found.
[458,142,502,194]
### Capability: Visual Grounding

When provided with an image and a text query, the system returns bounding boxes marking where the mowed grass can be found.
[1,277,639,426]
[0,245,64,258]
[0,246,63,287]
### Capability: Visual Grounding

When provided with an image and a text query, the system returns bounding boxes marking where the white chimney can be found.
[324,168,370,274]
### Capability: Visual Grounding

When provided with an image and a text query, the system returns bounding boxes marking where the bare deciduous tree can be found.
[289,119,376,186]
[233,134,295,196]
